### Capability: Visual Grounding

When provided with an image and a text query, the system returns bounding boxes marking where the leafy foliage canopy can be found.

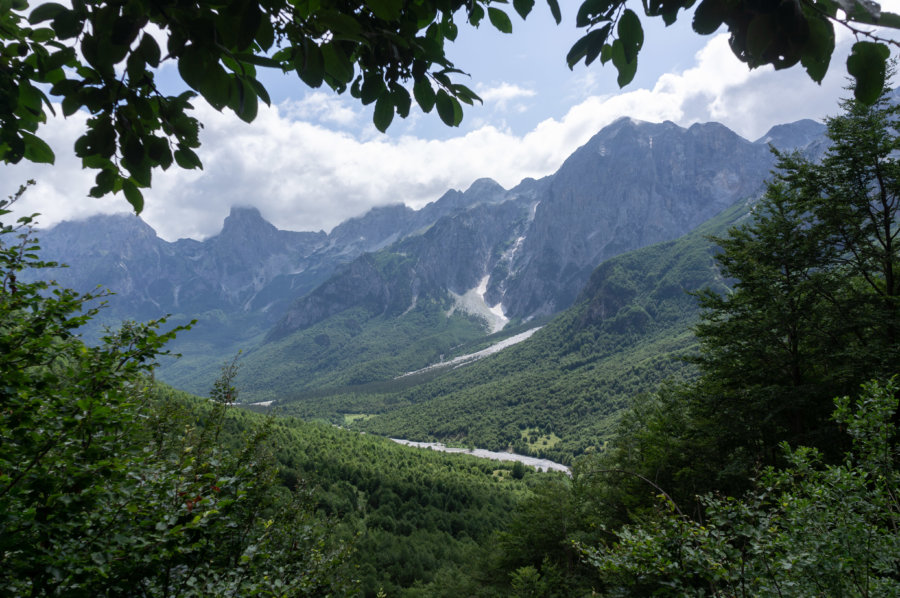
[1,0,897,213]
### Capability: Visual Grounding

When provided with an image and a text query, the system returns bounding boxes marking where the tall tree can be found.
[690,177,839,477]
[687,82,900,486]
[799,88,900,384]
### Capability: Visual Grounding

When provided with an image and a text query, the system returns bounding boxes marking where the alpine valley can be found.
[31,115,828,461]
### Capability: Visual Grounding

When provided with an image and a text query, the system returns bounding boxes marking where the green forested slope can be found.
[232,299,491,403]
[251,410,538,596]
[199,386,546,596]
[156,383,539,597]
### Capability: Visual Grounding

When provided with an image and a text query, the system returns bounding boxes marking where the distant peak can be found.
[465,178,505,194]
[688,121,732,133]
[219,205,277,237]
[227,205,264,219]
[591,117,678,144]
[755,119,826,151]
[369,203,410,215]
[48,211,153,233]
[610,116,648,127]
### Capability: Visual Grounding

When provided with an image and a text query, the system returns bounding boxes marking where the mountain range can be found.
[29,115,829,457]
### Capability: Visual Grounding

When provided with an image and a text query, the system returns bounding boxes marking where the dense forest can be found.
[3,85,899,596]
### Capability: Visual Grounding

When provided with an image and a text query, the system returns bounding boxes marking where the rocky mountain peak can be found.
[43,212,156,251]
[755,119,827,152]
[464,177,506,199]
[498,116,776,318]
[219,206,277,237]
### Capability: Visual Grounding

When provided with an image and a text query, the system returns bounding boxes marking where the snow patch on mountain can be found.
[398,326,542,378]
[447,275,508,333]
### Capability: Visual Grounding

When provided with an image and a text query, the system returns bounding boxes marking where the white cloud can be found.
[2,29,892,241]
[279,92,360,127]
[476,82,537,108]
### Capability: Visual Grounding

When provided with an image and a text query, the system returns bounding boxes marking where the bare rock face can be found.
[496,118,776,318]
[31,207,327,321]
[28,177,512,328]
[755,118,827,152]
[269,198,529,339]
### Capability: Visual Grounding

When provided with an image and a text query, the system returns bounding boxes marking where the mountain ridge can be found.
[30,116,828,395]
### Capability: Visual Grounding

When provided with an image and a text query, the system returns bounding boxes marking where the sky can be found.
[4,4,900,241]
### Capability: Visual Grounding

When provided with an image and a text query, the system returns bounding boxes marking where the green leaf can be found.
[451,84,481,106]
[296,42,324,88]
[847,41,889,105]
[233,53,280,68]
[611,39,637,87]
[18,83,43,114]
[746,14,775,65]
[468,4,484,26]
[366,0,403,21]
[373,94,394,132]
[111,15,139,46]
[125,156,152,187]
[413,78,436,113]
[566,35,590,69]
[91,168,116,197]
[122,135,144,166]
[201,68,234,111]
[174,147,203,170]
[146,136,172,168]
[82,154,114,170]
[488,7,513,33]
[435,90,462,126]
[546,0,562,24]
[839,0,881,24]
[246,77,271,106]
[62,94,81,117]
[360,75,385,106]
[178,46,212,93]
[584,25,610,66]
[316,11,364,38]
[443,19,459,41]
[237,1,263,49]
[21,132,55,164]
[122,180,144,213]
[800,14,834,84]
[576,0,610,28]
[126,50,145,83]
[138,34,161,68]
[28,2,67,24]
[233,80,258,123]
[391,85,411,117]
[255,15,275,51]
[692,0,726,35]
[513,0,535,19]
[51,9,81,39]
[617,9,643,64]
[322,43,354,85]
[600,43,612,64]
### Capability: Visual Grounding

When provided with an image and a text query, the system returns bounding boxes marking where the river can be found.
[390,438,570,474]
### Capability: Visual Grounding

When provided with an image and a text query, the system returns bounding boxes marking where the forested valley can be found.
[3,85,900,597]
